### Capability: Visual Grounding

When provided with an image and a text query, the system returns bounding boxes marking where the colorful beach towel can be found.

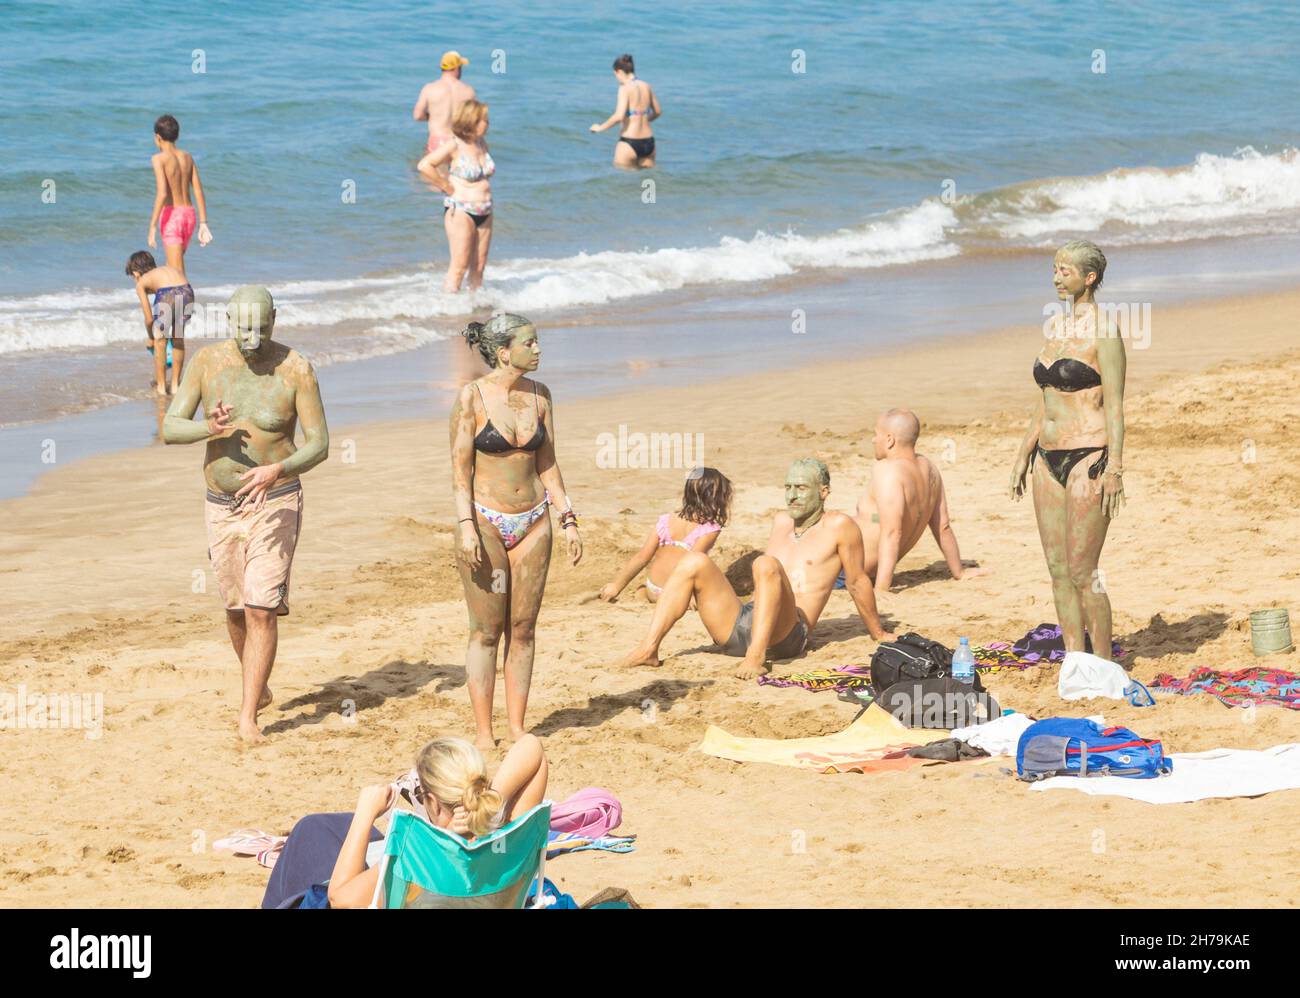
[698,704,929,774]
[754,624,1130,689]
[757,663,874,693]
[1150,666,1300,710]
[546,831,637,859]
[973,623,1124,673]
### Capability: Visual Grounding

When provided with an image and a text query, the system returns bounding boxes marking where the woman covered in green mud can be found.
[450,313,582,749]
[1010,240,1126,658]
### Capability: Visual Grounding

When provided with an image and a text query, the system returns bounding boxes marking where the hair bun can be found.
[462,774,488,808]
[462,321,486,346]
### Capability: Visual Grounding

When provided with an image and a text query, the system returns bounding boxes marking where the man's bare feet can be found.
[474,733,497,752]
[258,686,273,711]
[618,647,662,668]
[734,656,769,680]
[958,566,992,580]
[238,718,266,744]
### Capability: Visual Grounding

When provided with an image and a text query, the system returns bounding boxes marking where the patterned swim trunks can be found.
[204,481,303,615]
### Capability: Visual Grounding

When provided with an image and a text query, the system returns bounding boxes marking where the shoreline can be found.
[6,242,1300,501]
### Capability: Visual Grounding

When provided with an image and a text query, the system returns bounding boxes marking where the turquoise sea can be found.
[1,0,1299,442]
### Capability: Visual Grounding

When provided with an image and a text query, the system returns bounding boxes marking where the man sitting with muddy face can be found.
[163,286,329,742]
[619,458,894,679]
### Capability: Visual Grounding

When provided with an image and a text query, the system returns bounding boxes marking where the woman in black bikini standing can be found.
[450,313,582,750]
[1010,240,1126,658]
[589,53,661,169]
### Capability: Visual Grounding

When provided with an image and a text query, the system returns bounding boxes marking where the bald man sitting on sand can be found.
[619,457,894,679]
[163,286,329,742]
[855,408,988,594]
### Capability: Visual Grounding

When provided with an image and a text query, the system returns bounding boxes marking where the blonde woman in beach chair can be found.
[370,802,552,909]
[326,734,549,908]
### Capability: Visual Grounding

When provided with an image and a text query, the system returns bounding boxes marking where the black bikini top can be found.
[1034,357,1102,392]
[472,382,546,454]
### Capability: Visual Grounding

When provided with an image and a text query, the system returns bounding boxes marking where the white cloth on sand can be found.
[1030,744,1300,803]
[949,713,1035,756]
[1058,651,1128,701]
[951,713,1104,757]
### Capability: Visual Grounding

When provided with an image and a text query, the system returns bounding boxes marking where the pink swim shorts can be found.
[160,204,197,249]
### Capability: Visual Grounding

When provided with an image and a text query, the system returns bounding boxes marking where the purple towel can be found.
[1011,622,1123,663]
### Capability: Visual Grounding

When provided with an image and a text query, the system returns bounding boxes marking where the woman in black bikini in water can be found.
[589,53,661,169]
[1010,240,1126,657]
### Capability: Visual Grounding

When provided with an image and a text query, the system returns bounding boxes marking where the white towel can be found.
[950,712,1035,756]
[1058,651,1128,700]
[1030,743,1300,803]
[952,713,1104,757]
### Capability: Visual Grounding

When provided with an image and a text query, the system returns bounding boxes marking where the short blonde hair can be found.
[451,100,489,142]
[1058,239,1107,290]
[415,737,503,838]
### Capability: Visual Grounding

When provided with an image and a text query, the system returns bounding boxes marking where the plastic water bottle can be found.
[953,637,975,685]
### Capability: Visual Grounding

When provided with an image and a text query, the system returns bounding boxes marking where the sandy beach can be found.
[2,284,1299,908]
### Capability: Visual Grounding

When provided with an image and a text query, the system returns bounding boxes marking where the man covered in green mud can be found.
[619,457,894,679]
[164,286,329,742]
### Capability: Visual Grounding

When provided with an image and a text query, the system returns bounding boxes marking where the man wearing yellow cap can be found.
[413,50,477,165]
[163,286,330,743]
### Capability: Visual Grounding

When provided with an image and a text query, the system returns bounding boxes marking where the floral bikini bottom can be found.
[474,493,550,550]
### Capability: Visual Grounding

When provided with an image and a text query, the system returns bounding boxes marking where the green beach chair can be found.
[369,802,552,909]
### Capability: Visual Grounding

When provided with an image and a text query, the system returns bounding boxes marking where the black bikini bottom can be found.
[619,136,655,158]
[1033,445,1107,488]
[443,205,492,228]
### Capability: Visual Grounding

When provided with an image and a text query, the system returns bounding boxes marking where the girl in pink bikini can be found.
[598,468,733,603]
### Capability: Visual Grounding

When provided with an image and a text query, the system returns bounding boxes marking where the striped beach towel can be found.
[757,663,873,692]
[1150,666,1300,710]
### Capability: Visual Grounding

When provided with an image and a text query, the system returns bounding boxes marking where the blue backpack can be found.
[1016,718,1173,781]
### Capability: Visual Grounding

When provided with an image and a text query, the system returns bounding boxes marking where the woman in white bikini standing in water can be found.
[589,53,661,169]
[450,313,582,749]
[1010,240,1126,658]
[418,99,495,292]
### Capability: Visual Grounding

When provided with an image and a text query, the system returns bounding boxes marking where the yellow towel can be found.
[698,705,939,774]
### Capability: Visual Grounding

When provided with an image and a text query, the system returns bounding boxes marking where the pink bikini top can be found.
[656,513,721,551]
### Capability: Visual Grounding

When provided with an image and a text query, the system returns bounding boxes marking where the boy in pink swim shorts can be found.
[147,114,213,278]
[160,203,197,249]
